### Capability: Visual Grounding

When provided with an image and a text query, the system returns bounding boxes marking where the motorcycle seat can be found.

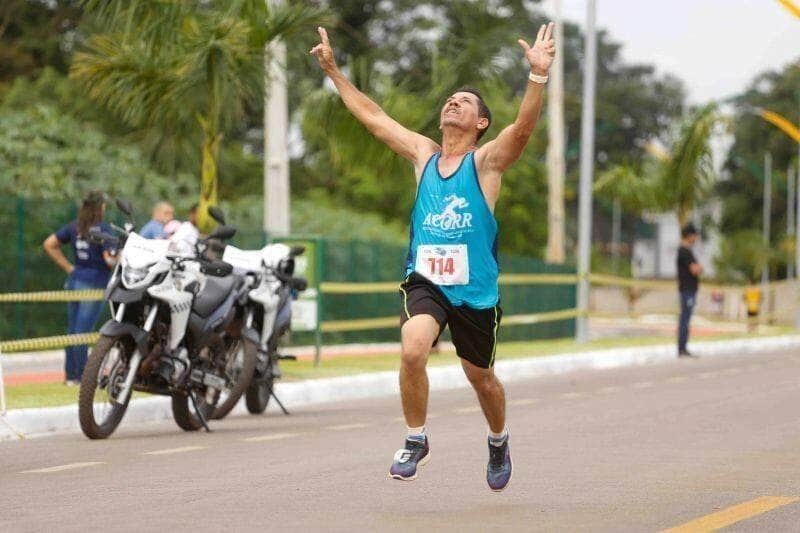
[193,275,243,318]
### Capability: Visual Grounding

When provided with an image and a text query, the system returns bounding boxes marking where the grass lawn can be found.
[5,329,791,410]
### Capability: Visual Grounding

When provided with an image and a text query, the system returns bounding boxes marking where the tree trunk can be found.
[197,131,222,234]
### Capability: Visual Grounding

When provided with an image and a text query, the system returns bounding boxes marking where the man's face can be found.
[439,92,488,139]
[685,234,698,246]
[157,205,174,224]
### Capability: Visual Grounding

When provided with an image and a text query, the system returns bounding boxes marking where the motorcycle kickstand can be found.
[189,391,212,432]
[269,387,290,416]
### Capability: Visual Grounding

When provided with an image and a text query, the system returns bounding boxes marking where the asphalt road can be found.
[3,348,800,532]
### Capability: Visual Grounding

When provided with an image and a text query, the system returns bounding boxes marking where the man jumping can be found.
[311,22,555,491]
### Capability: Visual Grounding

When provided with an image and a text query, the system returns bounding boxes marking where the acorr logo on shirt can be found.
[422,194,474,234]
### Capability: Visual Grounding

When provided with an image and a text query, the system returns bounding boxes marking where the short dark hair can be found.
[454,86,492,141]
[681,223,698,238]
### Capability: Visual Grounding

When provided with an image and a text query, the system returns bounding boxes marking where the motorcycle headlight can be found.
[122,265,150,287]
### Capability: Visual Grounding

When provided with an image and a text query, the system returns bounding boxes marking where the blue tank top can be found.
[405,151,499,309]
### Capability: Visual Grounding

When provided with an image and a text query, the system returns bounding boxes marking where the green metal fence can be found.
[1,196,575,345]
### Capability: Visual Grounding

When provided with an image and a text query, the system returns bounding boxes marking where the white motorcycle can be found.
[78,200,254,438]
[216,242,307,417]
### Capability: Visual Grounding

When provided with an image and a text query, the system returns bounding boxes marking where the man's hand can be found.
[517,22,555,76]
[310,26,337,74]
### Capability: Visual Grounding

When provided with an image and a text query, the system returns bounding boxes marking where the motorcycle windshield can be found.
[122,232,170,269]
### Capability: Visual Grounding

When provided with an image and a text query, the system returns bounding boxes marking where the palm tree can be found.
[72,0,323,231]
[596,104,719,228]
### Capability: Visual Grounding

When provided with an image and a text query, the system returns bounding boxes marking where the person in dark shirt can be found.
[43,191,116,385]
[676,223,703,358]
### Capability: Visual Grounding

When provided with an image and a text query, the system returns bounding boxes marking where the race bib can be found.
[415,244,469,285]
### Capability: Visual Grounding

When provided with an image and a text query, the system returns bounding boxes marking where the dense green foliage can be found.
[0,103,197,203]
[294,0,685,258]
[717,61,799,281]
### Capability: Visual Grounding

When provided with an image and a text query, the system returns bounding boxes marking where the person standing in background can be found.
[43,191,116,385]
[139,201,174,239]
[677,223,702,358]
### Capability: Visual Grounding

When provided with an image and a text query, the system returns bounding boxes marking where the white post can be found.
[263,24,291,238]
[788,164,795,278]
[0,348,6,416]
[546,0,566,264]
[762,152,772,323]
[576,0,598,343]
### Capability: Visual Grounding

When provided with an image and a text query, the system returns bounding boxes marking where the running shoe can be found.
[389,435,430,481]
[487,435,512,491]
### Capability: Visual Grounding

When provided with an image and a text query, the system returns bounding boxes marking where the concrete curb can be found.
[2,334,799,442]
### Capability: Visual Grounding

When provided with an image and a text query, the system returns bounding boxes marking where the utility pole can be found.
[263,1,290,239]
[546,0,566,264]
[788,164,795,278]
[576,0,597,343]
[761,152,772,321]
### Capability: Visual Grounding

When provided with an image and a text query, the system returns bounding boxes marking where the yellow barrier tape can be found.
[0,333,100,353]
[0,290,104,303]
[502,308,584,325]
[320,281,399,294]
[321,273,578,294]
[320,309,579,333]
[321,316,398,332]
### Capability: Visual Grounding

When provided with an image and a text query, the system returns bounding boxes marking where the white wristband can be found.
[528,72,549,84]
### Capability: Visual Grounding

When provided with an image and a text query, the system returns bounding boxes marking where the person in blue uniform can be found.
[311,22,555,490]
[43,191,115,385]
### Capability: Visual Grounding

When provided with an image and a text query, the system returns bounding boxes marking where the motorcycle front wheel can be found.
[78,335,133,439]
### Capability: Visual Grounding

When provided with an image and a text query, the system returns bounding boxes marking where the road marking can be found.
[243,432,300,443]
[633,381,654,389]
[697,371,717,379]
[722,367,743,375]
[662,496,799,532]
[326,423,369,431]
[559,392,584,400]
[597,386,621,394]
[392,413,440,423]
[21,461,105,474]
[142,445,206,456]
[508,398,538,407]
[667,376,688,384]
[454,406,482,414]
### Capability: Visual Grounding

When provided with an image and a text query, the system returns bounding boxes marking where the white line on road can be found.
[453,406,482,414]
[392,413,441,423]
[508,398,538,407]
[21,461,105,474]
[597,386,622,394]
[243,432,301,443]
[559,392,585,400]
[666,376,687,383]
[633,381,654,389]
[326,423,369,431]
[697,371,718,379]
[142,446,207,456]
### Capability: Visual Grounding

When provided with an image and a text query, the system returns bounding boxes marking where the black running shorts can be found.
[399,272,502,369]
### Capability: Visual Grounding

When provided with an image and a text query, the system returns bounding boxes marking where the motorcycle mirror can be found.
[208,206,226,225]
[290,245,306,257]
[115,198,133,216]
[208,225,236,241]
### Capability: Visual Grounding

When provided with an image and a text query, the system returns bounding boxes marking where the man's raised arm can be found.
[477,22,555,173]
[310,27,437,175]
